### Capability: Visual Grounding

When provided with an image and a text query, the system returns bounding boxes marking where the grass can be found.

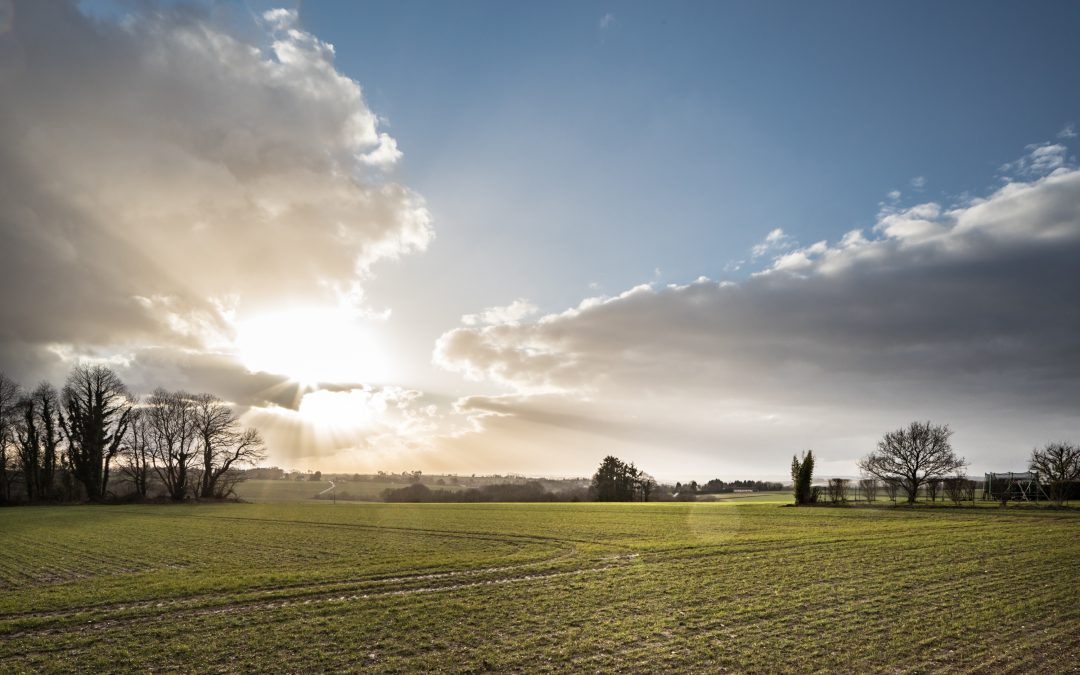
[234,478,459,502]
[1,501,1077,672]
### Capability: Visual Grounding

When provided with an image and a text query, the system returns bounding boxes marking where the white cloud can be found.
[1058,123,1077,139]
[0,2,432,358]
[871,201,946,243]
[461,299,539,327]
[0,2,439,471]
[911,176,927,189]
[599,13,616,30]
[262,8,298,28]
[750,227,795,259]
[999,143,1068,178]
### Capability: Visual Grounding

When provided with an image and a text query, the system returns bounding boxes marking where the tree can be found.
[146,389,199,501]
[190,394,266,499]
[14,383,62,502]
[791,450,815,505]
[621,462,640,501]
[590,456,648,501]
[827,478,849,504]
[119,407,153,498]
[857,421,966,504]
[884,478,900,503]
[33,382,62,501]
[59,365,134,501]
[592,456,625,501]
[0,373,21,505]
[926,477,942,503]
[943,474,972,507]
[859,478,878,503]
[636,471,656,502]
[1029,442,1080,506]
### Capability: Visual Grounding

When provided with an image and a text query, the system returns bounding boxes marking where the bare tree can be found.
[1029,442,1080,506]
[0,373,21,504]
[636,471,657,502]
[859,478,878,503]
[59,365,133,502]
[943,474,970,507]
[190,393,266,499]
[119,406,154,499]
[33,383,62,501]
[14,383,63,502]
[857,421,966,504]
[146,389,199,501]
[926,477,942,503]
[884,478,900,503]
[827,478,849,503]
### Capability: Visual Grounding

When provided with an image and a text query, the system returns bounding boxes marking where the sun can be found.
[235,307,391,386]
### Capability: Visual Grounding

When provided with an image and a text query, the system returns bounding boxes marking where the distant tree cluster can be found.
[0,367,265,504]
[590,455,656,501]
[244,466,286,480]
[678,478,784,494]
[378,481,588,503]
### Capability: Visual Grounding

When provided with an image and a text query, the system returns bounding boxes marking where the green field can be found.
[235,479,463,503]
[1,502,1078,672]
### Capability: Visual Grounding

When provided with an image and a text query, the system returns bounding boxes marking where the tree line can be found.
[0,366,265,504]
[674,478,784,495]
[792,420,1080,507]
[378,481,590,503]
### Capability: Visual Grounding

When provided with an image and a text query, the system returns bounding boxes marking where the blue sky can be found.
[293,1,1080,391]
[303,0,1080,290]
[5,1,1080,477]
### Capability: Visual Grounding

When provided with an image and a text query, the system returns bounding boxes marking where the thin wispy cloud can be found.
[999,142,1068,178]
[750,228,795,259]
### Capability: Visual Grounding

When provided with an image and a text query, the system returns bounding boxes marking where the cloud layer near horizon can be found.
[0,2,430,389]
[435,156,1080,475]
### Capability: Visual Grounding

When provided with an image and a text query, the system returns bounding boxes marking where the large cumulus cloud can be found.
[0,2,431,385]
[435,153,1080,476]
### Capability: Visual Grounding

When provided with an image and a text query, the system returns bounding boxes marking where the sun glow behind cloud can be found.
[235,308,393,386]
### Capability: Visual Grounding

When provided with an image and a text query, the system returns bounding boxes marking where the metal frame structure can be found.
[982,471,1050,502]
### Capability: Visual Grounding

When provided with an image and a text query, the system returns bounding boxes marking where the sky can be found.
[1,0,1079,480]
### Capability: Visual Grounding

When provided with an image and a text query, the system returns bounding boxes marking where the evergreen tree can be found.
[791,450,815,505]
[591,456,653,501]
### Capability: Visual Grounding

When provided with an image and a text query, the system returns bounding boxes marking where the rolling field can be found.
[1,502,1078,672]
[235,479,462,503]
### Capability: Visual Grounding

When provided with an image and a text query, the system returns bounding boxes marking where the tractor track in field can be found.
[0,553,639,644]
[2,551,578,623]
[0,524,609,622]
[172,512,621,549]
